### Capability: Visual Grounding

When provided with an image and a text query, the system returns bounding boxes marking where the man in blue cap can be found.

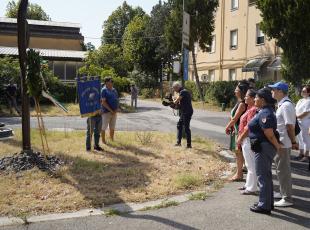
[269,81,297,207]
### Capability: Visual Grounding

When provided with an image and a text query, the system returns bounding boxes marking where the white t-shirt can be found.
[296,97,310,121]
[276,96,296,148]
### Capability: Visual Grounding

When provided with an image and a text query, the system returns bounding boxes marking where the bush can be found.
[204,81,238,106]
[141,88,155,98]
[47,81,76,103]
[110,76,130,95]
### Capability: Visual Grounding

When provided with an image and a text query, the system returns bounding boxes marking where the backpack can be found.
[282,100,301,136]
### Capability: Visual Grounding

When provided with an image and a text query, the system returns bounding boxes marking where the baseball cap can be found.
[268,81,289,93]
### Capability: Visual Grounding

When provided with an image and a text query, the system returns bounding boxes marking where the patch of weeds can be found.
[72,158,107,173]
[135,131,154,145]
[188,192,208,201]
[174,173,204,189]
[141,201,180,211]
[212,180,224,191]
[104,209,121,217]
[15,211,29,223]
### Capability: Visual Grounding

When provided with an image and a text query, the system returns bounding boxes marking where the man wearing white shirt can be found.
[269,82,297,207]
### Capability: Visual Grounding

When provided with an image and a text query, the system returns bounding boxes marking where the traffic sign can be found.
[182,12,190,46]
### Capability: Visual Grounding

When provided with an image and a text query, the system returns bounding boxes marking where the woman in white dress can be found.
[296,85,310,162]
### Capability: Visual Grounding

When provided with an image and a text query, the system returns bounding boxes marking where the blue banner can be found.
[183,48,189,81]
[77,78,101,117]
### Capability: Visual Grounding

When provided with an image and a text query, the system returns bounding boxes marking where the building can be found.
[0,17,87,82]
[189,0,281,82]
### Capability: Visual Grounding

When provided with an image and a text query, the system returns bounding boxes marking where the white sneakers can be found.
[274,198,294,207]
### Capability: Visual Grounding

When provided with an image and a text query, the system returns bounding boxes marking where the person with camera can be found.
[172,82,193,148]
[248,88,280,214]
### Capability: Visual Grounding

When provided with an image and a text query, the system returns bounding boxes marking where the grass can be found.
[0,130,229,217]
[104,209,121,217]
[173,173,204,189]
[141,201,180,211]
[188,192,209,201]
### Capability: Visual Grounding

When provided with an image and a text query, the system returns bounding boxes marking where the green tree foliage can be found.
[256,0,310,87]
[123,15,152,71]
[85,44,128,77]
[165,0,219,101]
[5,0,51,20]
[102,1,145,47]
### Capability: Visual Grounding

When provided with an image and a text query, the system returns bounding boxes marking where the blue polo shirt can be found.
[101,86,119,113]
[248,106,277,142]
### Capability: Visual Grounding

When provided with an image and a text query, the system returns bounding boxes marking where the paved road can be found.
[0,97,231,148]
[1,98,309,230]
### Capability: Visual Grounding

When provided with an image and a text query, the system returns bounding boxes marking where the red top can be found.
[239,106,257,135]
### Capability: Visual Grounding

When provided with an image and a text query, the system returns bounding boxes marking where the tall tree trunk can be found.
[191,49,204,102]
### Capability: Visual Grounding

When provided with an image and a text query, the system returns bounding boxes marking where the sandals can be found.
[241,190,257,195]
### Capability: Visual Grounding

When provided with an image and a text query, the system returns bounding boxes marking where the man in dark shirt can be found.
[6,82,21,116]
[173,82,194,148]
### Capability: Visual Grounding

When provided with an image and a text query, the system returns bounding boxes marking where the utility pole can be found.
[181,0,185,87]
[17,0,31,151]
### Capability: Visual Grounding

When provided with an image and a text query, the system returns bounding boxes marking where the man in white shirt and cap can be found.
[269,81,298,207]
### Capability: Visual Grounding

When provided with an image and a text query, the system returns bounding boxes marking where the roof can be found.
[268,56,281,70]
[0,17,81,29]
[242,57,270,72]
[0,46,86,60]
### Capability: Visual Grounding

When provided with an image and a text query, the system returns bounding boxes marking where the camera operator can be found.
[172,82,193,148]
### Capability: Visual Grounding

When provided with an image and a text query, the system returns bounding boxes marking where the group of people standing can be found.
[226,80,310,215]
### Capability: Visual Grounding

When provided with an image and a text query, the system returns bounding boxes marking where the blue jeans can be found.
[177,113,192,146]
[86,115,102,150]
[255,142,276,210]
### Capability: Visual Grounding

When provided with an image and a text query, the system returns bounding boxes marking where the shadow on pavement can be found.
[121,213,199,230]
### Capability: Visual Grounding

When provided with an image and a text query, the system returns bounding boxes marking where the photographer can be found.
[172,82,193,148]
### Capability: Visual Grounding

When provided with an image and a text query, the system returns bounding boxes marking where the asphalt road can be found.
[0,97,231,148]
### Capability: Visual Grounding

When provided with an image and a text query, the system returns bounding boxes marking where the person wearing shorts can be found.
[101,77,119,144]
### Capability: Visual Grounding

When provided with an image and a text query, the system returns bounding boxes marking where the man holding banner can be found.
[101,77,119,144]
[77,77,103,152]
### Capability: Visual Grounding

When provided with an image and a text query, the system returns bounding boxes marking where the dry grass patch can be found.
[0,130,229,217]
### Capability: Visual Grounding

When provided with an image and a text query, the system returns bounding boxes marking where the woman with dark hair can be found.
[296,85,310,162]
[237,89,258,194]
[225,81,249,181]
[248,88,281,214]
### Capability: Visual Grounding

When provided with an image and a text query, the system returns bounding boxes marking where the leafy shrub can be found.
[111,76,131,95]
[141,88,155,98]
[205,81,238,106]
[47,81,76,103]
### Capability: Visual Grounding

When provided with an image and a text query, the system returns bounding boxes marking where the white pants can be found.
[298,119,310,152]
[241,138,258,192]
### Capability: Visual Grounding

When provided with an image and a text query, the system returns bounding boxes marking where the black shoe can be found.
[86,148,91,152]
[94,146,104,151]
[250,205,271,215]
[175,143,181,147]
[253,202,274,210]
[186,145,192,148]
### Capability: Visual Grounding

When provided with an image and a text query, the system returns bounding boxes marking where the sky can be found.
[0,0,161,48]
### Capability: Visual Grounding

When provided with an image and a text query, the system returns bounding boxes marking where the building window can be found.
[229,69,236,81]
[207,35,216,53]
[230,30,238,49]
[53,61,65,79]
[231,0,239,10]
[249,0,257,5]
[256,24,265,45]
[209,69,215,81]
[66,62,77,80]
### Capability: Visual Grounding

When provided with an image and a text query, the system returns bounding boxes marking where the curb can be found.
[0,149,236,227]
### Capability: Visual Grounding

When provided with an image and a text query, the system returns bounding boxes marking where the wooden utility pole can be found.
[17,0,31,151]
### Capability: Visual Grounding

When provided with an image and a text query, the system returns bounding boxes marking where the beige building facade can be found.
[189,0,281,82]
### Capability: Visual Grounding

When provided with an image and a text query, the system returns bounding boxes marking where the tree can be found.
[102,1,145,47]
[6,0,51,20]
[86,44,128,77]
[123,15,156,73]
[165,0,218,101]
[256,0,310,87]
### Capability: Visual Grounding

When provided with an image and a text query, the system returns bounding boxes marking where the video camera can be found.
[162,93,180,110]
